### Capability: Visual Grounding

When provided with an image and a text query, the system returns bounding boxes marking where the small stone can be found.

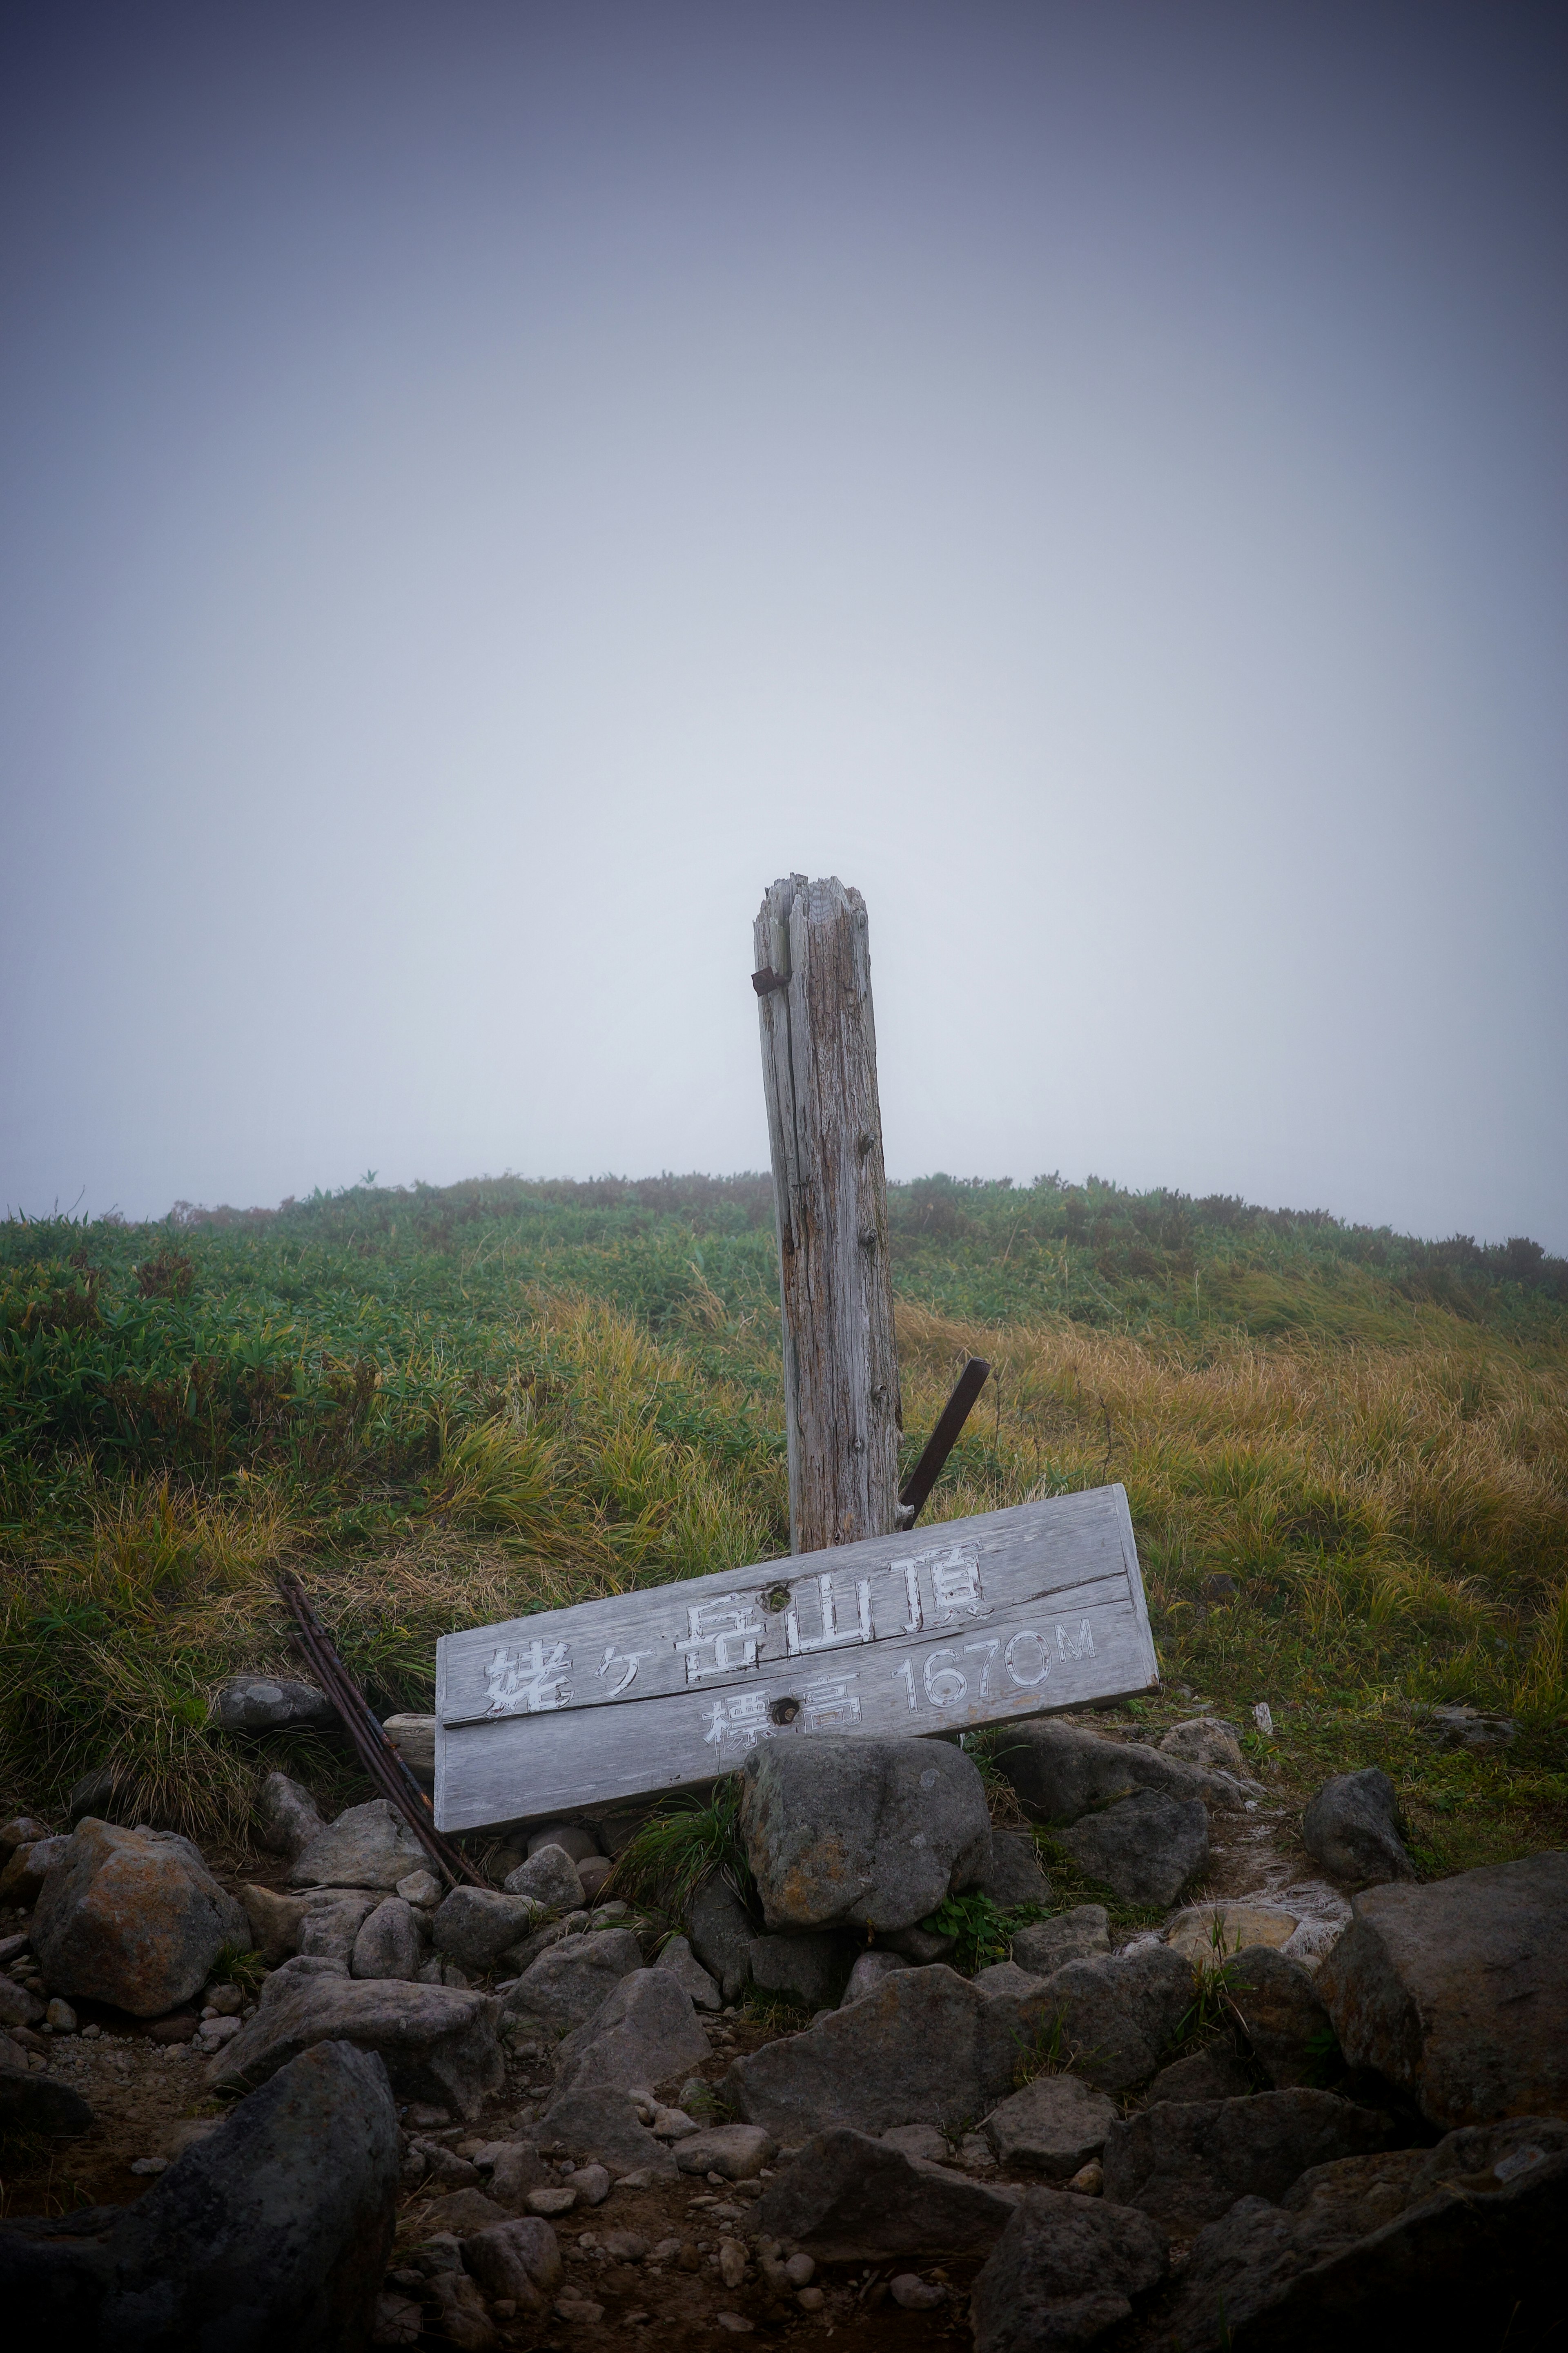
[688,1882,759,2005]
[352,1896,424,1982]
[795,2287,825,2311]
[1302,1769,1416,1889]
[1160,1718,1246,1774]
[840,1950,913,2006]
[571,2162,611,2205]
[288,1800,430,1894]
[881,2123,949,2163]
[504,1846,585,1912]
[784,2252,815,2285]
[1164,1902,1298,1965]
[1065,2160,1103,2195]
[599,2230,650,2261]
[655,1933,723,2012]
[528,2184,578,2215]
[130,2155,170,2175]
[715,2315,754,2335]
[528,1822,601,1864]
[719,2239,748,2286]
[241,1883,308,1966]
[206,1981,243,2016]
[396,1870,442,1909]
[1010,1909,1111,1975]
[214,1676,337,1733]
[674,2124,778,2181]
[651,2104,700,2138]
[1054,1790,1209,1907]
[256,1772,327,1862]
[890,2273,943,2309]
[577,1858,614,1900]
[0,1818,52,1852]
[554,2290,606,2323]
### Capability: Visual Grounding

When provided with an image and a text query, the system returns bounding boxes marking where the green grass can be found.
[1,1171,1564,1858]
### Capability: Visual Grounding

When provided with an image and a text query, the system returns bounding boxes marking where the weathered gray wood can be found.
[755,875,901,1555]
[435,1483,1158,1835]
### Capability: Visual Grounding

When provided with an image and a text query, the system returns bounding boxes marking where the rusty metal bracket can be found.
[276,1571,487,1888]
[751,966,789,994]
[895,1356,991,1528]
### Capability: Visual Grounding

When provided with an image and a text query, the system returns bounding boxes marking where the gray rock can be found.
[739,1735,991,1933]
[1011,1909,1111,1975]
[577,1857,614,1901]
[30,1819,249,2018]
[241,1883,309,1966]
[984,2073,1119,2178]
[1301,1768,1415,1889]
[757,2128,1022,2261]
[552,1968,709,2098]
[1427,1703,1516,1752]
[502,1846,584,1911]
[1159,1718,1246,1774]
[288,1800,429,1893]
[673,2123,777,2180]
[725,1963,1056,2139]
[215,1677,338,1733]
[0,1836,70,1907]
[973,1961,1044,1996]
[1101,2089,1397,2234]
[261,1955,350,2001]
[502,1929,644,2036]
[257,1772,327,1862]
[0,1978,45,2028]
[351,1897,423,1982]
[976,1831,1054,1910]
[527,1822,601,1863]
[0,2040,398,2346]
[840,1950,913,2006]
[1145,2044,1255,2104]
[381,1715,436,1786]
[994,1717,1252,1824]
[653,1934,722,2012]
[687,1880,757,2004]
[969,2183,1169,2353]
[1223,1947,1334,2088]
[432,1888,540,1974]
[1,1814,53,1851]
[212,1975,504,2121]
[1166,2117,1568,2352]
[487,2140,552,2208]
[0,2064,94,2139]
[462,2214,562,2311]
[1317,1851,1568,2128]
[1038,1943,1196,2096]
[298,1889,380,1965]
[538,2085,679,2179]
[882,2122,949,2162]
[749,1930,848,2012]
[1055,1791,1209,1907]
[879,1919,957,1962]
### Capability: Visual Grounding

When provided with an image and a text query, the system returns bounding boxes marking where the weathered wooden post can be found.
[753,874,901,1553]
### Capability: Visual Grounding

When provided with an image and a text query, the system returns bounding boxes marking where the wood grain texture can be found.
[435,1483,1160,1835]
[754,874,900,1555]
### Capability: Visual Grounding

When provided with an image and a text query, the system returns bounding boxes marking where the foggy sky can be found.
[3,2,1564,1247]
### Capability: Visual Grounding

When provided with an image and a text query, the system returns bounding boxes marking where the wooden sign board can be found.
[434,1483,1158,1836]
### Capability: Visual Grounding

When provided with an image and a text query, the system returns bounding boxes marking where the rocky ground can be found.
[1,1699,1563,2350]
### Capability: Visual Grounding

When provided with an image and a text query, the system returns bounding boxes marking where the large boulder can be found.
[725,1964,1056,2140]
[30,1820,249,2018]
[0,2039,399,2346]
[287,1801,429,1892]
[737,1736,991,1933]
[502,1929,644,2036]
[687,1880,757,2003]
[983,2072,1119,2178]
[537,2085,678,2179]
[757,2128,1021,2260]
[1054,1790,1209,1906]
[551,1968,709,2097]
[212,1975,504,2120]
[432,1887,539,1974]
[1040,1944,1196,2095]
[1102,2090,1398,2235]
[969,2183,1169,2353]
[215,1678,338,1733]
[1301,1769,1415,1888]
[994,1718,1252,1822]
[1164,2117,1568,2352]
[1317,1851,1568,2127]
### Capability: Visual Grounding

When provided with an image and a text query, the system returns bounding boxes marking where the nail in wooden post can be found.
[754,874,901,1553]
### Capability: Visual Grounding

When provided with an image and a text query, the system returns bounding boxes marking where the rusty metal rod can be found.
[275,1571,486,1889]
[895,1356,991,1527]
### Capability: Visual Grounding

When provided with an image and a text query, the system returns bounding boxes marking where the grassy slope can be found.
[1,1172,1564,1873]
